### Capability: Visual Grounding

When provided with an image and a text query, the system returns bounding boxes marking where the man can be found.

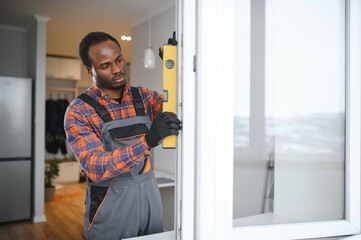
[64,31,181,240]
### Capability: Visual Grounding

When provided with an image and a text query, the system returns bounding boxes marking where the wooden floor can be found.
[0,183,86,240]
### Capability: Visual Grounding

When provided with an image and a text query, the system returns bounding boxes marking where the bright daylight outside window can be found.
[233,0,345,226]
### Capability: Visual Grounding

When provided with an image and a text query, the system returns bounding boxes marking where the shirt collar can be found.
[87,84,130,102]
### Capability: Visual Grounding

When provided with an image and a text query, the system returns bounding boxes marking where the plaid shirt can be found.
[64,84,163,183]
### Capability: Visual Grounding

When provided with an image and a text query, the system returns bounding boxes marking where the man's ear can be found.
[86,67,93,76]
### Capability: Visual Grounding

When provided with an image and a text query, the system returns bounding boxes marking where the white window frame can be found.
[194,0,361,239]
[128,0,360,239]
[177,0,196,239]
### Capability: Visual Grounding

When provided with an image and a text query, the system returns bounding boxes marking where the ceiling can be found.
[0,0,173,60]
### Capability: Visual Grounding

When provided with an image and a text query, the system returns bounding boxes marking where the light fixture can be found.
[143,11,155,69]
[144,47,156,69]
[120,35,131,41]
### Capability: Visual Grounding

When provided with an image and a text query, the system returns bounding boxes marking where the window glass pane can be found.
[233,0,345,225]
[234,0,251,149]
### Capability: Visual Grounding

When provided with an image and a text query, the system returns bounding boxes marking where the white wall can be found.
[131,6,176,176]
[0,25,28,77]
[0,18,48,223]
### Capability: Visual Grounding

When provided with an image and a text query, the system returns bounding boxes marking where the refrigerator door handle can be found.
[0,157,31,161]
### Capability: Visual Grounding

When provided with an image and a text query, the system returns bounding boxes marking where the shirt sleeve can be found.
[142,87,164,121]
[64,105,151,183]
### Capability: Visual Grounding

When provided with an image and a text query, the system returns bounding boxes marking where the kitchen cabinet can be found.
[46,56,81,80]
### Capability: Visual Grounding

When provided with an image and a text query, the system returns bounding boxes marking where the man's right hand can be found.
[145,112,181,149]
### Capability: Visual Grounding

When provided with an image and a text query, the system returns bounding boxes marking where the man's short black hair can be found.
[79,32,121,68]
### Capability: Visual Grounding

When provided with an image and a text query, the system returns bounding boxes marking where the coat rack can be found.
[46,86,78,101]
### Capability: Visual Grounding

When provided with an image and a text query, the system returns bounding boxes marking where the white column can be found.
[27,14,50,223]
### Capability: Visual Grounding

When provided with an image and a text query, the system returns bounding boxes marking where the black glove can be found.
[145,112,181,148]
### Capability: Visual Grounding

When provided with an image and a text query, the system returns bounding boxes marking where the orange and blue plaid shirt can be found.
[64,84,163,183]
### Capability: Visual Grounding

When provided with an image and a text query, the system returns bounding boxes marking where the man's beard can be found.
[96,74,126,90]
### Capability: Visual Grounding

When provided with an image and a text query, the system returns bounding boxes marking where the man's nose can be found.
[111,63,123,75]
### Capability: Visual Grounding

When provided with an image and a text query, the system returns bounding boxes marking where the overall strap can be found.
[77,94,112,122]
[130,87,145,116]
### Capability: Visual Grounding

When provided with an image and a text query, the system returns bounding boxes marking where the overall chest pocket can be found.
[110,123,149,144]
[102,123,149,150]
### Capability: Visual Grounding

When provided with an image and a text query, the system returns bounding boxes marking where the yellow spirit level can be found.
[161,43,177,149]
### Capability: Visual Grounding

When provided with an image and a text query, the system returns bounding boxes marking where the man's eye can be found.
[101,65,109,69]
[116,58,122,63]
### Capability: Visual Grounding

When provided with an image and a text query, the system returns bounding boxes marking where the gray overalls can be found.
[78,87,164,240]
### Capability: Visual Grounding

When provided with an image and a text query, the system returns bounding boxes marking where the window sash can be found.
[194,0,361,239]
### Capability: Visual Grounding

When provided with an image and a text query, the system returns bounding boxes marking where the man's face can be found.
[87,40,126,92]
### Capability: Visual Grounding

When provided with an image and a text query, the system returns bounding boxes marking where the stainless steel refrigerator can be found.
[0,76,32,223]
